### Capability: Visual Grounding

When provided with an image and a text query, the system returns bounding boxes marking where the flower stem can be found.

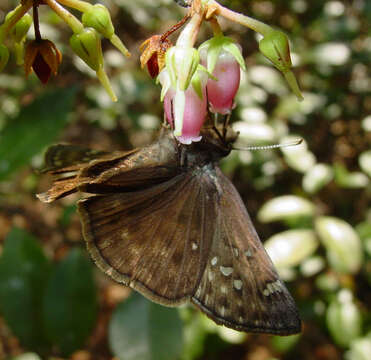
[96,67,117,102]
[176,11,204,48]
[208,17,222,36]
[33,2,42,41]
[208,0,272,36]
[58,0,93,13]
[0,0,33,43]
[161,14,191,41]
[44,0,84,34]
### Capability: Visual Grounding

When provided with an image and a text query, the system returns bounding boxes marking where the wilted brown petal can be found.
[140,35,172,77]
[32,52,52,84]
[24,39,62,83]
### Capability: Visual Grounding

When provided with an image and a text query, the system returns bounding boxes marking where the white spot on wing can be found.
[220,266,233,276]
[233,247,239,257]
[244,250,252,257]
[233,279,243,290]
[263,280,282,296]
[220,285,227,294]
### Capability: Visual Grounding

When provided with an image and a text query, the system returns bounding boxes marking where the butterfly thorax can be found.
[179,127,238,170]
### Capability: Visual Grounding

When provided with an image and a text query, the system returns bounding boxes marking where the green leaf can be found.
[302,163,333,194]
[180,310,207,360]
[315,216,363,274]
[109,293,183,360]
[326,290,362,347]
[0,227,50,350]
[0,87,77,180]
[345,335,371,360]
[43,248,97,356]
[271,333,301,353]
[333,163,369,189]
[264,229,318,269]
[9,353,42,360]
[58,204,77,228]
[258,195,316,223]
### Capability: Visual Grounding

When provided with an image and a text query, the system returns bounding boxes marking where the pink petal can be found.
[206,51,241,114]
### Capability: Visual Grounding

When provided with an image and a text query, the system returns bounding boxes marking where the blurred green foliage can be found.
[0,0,370,359]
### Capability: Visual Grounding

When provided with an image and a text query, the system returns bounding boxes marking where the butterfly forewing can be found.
[78,172,217,306]
[192,167,301,335]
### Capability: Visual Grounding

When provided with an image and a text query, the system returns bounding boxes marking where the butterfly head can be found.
[198,125,239,157]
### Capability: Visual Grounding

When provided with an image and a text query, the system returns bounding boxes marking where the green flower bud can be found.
[0,44,9,72]
[259,30,292,73]
[10,13,32,43]
[82,4,114,39]
[259,30,304,101]
[165,46,200,91]
[14,42,25,65]
[70,28,104,71]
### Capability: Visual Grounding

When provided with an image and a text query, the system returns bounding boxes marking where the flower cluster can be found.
[140,0,303,144]
[0,0,130,101]
[1,0,303,139]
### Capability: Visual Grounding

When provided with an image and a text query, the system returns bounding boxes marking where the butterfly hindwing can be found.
[191,167,301,335]
[78,172,218,306]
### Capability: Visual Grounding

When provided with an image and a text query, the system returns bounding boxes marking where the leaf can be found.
[0,87,77,180]
[333,163,369,189]
[326,290,362,347]
[345,335,371,360]
[10,353,42,360]
[280,136,316,173]
[257,195,315,223]
[271,333,301,353]
[109,293,183,360]
[302,163,333,194]
[359,150,371,177]
[0,227,50,350]
[315,216,363,274]
[264,229,318,269]
[180,310,207,360]
[42,248,97,356]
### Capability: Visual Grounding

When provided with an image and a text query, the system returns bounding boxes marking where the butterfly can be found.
[37,124,301,335]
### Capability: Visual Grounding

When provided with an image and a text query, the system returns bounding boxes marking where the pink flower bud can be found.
[201,48,241,115]
[160,70,207,145]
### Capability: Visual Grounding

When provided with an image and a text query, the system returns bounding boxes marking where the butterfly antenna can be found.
[222,113,232,138]
[232,138,303,151]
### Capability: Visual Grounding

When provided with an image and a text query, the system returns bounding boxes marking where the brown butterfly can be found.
[37,125,301,335]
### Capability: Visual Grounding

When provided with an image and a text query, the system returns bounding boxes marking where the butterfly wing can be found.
[39,144,109,174]
[37,133,180,203]
[77,172,219,306]
[191,167,301,335]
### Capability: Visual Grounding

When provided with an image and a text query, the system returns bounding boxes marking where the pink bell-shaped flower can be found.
[199,36,246,115]
[203,50,240,114]
[159,69,207,145]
